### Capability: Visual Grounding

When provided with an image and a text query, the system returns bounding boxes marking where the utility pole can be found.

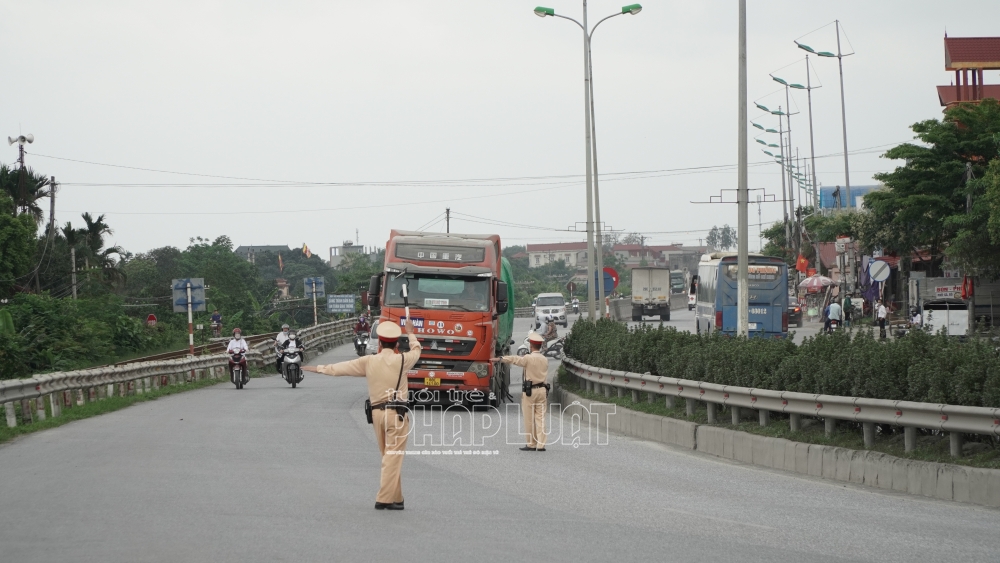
[777,108,791,248]
[446,208,450,233]
[48,177,56,244]
[736,0,749,337]
[186,281,194,356]
[835,20,852,210]
[582,0,597,321]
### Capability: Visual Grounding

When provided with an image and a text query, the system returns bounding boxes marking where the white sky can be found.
[3,0,999,256]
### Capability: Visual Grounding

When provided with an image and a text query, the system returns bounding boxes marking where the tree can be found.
[620,232,644,246]
[706,225,737,251]
[0,191,37,296]
[0,164,51,225]
[867,98,1000,276]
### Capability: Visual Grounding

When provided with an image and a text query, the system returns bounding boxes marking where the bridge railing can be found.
[1,319,354,429]
[562,357,1000,457]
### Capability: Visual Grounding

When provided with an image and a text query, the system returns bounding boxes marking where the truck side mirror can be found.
[496,281,509,314]
[368,273,383,307]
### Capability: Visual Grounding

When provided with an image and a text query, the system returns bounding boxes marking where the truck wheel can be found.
[661,311,670,322]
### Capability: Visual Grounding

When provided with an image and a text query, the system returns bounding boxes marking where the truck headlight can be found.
[469,362,489,378]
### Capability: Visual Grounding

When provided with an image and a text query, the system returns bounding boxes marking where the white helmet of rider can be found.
[282,324,290,331]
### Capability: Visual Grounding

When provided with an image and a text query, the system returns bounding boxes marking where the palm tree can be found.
[0,164,51,224]
[78,213,126,289]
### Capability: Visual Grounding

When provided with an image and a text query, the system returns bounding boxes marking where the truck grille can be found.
[398,336,477,356]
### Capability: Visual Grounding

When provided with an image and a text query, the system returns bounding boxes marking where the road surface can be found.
[0,318,996,562]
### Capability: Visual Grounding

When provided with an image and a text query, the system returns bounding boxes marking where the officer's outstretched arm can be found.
[307,356,369,377]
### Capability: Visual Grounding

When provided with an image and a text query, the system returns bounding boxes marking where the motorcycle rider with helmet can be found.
[274,323,291,373]
[542,314,559,349]
[227,328,250,385]
[354,313,371,336]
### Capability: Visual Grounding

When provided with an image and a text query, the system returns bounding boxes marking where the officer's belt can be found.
[370,401,409,410]
[528,382,548,389]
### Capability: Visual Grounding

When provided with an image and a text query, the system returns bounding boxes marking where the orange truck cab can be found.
[367,230,515,406]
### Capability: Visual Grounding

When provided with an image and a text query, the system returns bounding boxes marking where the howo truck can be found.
[368,230,515,406]
[631,267,671,321]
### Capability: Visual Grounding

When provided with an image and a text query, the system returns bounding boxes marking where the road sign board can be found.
[327,294,356,313]
[869,260,891,283]
[171,278,206,313]
[304,277,326,298]
[592,268,618,297]
[146,314,157,327]
[566,281,576,294]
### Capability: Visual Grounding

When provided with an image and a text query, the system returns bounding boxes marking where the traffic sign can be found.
[146,314,157,327]
[327,294,356,313]
[869,260,891,283]
[304,277,326,298]
[171,278,206,313]
[593,267,619,297]
[566,281,576,294]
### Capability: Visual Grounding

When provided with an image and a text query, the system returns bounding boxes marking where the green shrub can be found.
[566,319,1000,407]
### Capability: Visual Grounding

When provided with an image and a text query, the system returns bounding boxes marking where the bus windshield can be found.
[385,274,490,312]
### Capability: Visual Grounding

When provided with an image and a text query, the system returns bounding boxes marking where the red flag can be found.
[795,254,809,273]
[302,243,312,258]
[278,253,284,273]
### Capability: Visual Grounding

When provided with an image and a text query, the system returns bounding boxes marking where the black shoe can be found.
[375,502,403,510]
[536,448,546,452]
[519,446,535,451]
[393,502,404,510]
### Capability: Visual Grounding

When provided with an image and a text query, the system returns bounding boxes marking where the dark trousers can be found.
[878,318,887,338]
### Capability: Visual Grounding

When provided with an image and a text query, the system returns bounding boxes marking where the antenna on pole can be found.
[446,208,451,233]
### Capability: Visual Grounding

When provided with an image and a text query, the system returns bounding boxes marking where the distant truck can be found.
[631,267,671,321]
[368,230,515,407]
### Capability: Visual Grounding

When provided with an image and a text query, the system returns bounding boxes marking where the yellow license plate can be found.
[424,377,441,386]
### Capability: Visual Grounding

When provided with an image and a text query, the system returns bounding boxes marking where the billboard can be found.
[327,294,356,313]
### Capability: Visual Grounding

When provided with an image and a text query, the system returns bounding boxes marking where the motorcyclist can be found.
[274,323,291,373]
[571,297,580,313]
[542,314,558,342]
[354,313,371,336]
[210,309,222,336]
[227,328,249,384]
[281,330,306,352]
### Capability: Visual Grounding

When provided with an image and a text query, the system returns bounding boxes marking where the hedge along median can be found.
[564,319,1000,408]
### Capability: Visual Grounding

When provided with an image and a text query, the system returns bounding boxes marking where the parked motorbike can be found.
[229,352,248,389]
[282,341,304,388]
[354,331,370,357]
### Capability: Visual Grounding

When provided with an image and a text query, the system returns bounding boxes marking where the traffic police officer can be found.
[497,332,549,451]
[303,319,421,510]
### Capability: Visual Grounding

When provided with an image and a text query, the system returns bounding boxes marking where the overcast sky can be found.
[3,1,999,257]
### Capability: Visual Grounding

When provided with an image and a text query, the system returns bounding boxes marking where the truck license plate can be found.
[424,377,441,386]
[748,323,759,330]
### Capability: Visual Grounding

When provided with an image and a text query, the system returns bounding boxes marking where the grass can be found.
[557,367,1000,470]
[0,365,267,446]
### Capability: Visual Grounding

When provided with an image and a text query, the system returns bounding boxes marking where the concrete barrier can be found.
[552,385,1000,508]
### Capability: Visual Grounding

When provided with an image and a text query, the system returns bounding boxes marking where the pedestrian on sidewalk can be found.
[876,299,888,339]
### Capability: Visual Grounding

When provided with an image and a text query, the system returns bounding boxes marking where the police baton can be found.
[401,282,410,322]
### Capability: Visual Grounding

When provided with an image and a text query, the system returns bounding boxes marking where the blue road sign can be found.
[171,278,206,313]
[304,277,326,298]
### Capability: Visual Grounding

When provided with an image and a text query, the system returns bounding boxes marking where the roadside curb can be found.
[552,386,1000,508]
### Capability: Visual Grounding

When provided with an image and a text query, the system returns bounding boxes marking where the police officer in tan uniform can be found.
[303,319,421,510]
[497,332,549,451]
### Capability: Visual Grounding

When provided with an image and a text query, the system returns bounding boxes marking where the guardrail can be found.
[561,357,1000,457]
[1,319,355,429]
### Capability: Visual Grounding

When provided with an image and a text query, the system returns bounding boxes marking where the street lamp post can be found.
[796,21,852,210]
[737,0,748,337]
[534,3,642,320]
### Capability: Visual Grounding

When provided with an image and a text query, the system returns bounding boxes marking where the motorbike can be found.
[572,302,580,315]
[826,319,840,335]
[282,342,304,388]
[211,321,221,338]
[354,331,370,357]
[516,332,564,359]
[229,352,248,389]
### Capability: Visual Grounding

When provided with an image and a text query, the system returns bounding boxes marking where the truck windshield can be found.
[536,296,564,306]
[385,274,490,312]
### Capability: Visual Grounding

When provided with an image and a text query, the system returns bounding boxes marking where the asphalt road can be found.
[1,318,997,562]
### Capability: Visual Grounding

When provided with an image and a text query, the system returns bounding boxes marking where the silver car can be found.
[364,320,380,355]
[534,293,568,328]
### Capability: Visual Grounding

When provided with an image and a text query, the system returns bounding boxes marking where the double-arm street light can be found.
[796,21,853,210]
[535,2,642,320]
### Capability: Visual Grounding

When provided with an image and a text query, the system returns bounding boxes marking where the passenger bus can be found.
[694,252,789,338]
